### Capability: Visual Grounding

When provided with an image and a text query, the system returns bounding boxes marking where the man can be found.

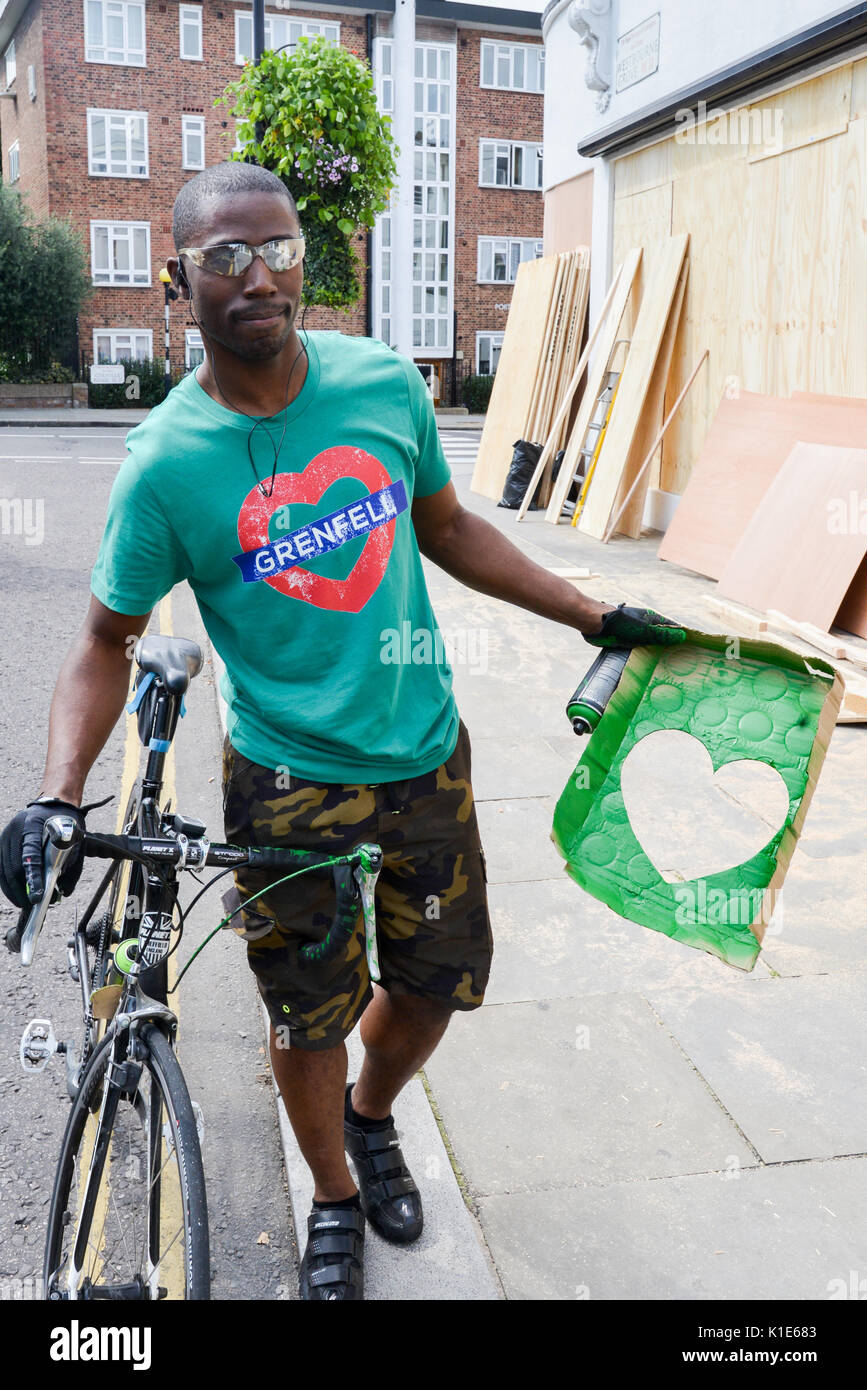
[0,162,684,1300]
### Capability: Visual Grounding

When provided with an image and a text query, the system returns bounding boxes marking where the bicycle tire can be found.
[43,1021,210,1301]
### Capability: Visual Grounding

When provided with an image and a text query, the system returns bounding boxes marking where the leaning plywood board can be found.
[607,259,689,538]
[579,233,690,540]
[717,443,867,629]
[658,392,867,580]
[525,253,570,442]
[471,255,561,502]
[545,248,643,523]
[528,253,591,508]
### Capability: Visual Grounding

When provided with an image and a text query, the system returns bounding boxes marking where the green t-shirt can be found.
[91,331,460,783]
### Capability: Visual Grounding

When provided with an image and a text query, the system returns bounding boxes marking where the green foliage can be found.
[88,357,181,408]
[461,374,495,414]
[0,186,91,378]
[0,359,74,384]
[217,36,396,309]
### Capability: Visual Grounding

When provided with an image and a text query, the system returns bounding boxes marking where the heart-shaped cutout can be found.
[620,731,790,883]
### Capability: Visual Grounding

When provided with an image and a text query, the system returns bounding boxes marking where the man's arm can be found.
[412,483,611,636]
[38,596,151,806]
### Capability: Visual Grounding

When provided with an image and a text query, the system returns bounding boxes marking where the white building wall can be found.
[543,0,848,192]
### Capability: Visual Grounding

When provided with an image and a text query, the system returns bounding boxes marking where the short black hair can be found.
[172,161,299,249]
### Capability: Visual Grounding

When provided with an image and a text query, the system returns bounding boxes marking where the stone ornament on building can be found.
[568,0,612,113]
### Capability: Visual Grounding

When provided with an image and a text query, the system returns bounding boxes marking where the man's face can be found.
[168,192,304,363]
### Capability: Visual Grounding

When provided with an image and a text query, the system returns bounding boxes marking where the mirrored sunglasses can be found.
[178,236,306,277]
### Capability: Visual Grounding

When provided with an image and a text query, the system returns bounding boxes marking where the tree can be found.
[218,36,397,311]
[0,186,91,380]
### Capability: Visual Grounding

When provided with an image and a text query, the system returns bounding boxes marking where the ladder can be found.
[560,338,630,524]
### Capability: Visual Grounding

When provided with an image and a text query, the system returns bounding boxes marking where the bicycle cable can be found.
[167,854,349,994]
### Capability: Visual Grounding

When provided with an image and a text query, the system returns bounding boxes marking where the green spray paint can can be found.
[566,647,631,735]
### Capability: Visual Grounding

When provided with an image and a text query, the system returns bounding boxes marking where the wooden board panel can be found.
[657,391,867,579]
[853,56,867,121]
[470,255,560,501]
[543,248,643,523]
[717,442,867,628]
[665,157,749,494]
[578,233,690,539]
[612,260,689,537]
[525,252,570,441]
[791,391,867,410]
[613,139,673,198]
[837,552,867,639]
[748,65,851,162]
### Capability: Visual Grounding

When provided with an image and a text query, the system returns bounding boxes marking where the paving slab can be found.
[470,734,576,801]
[483,877,773,1008]
[268,1008,501,1301]
[477,1156,867,1300]
[423,994,755,1194]
[647,969,867,1163]
[475,796,561,884]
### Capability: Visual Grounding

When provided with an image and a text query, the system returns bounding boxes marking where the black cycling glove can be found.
[585,603,687,650]
[0,799,88,909]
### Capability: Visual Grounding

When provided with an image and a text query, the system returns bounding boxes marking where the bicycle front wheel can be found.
[44,1022,210,1301]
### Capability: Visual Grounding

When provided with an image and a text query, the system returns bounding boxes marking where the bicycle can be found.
[7,633,383,1301]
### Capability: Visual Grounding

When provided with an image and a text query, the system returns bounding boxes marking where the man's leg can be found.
[268,1031,357,1202]
[351,984,452,1120]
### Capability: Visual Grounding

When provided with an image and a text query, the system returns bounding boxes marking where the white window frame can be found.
[479,41,544,93]
[8,140,19,183]
[84,0,146,67]
[93,328,153,364]
[179,4,203,62]
[90,221,151,286]
[182,115,205,170]
[234,11,340,65]
[476,332,504,375]
[27,63,36,101]
[4,40,15,87]
[87,109,149,178]
[185,329,204,371]
[478,138,543,191]
[477,237,542,284]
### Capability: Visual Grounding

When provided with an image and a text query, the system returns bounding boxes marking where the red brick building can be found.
[0,0,543,399]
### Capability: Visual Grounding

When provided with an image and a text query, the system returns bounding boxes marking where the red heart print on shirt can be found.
[235,446,399,613]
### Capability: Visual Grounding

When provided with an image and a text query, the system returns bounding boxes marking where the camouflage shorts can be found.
[222,719,493,1050]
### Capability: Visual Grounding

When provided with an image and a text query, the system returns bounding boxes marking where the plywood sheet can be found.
[748,65,851,163]
[470,255,560,501]
[717,442,867,629]
[610,260,689,538]
[578,233,690,539]
[658,390,867,579]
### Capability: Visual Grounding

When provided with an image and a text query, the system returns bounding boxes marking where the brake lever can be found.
[353,843,383,984]
[19,815,82,967]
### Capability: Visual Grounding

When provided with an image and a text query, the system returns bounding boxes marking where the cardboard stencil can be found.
[551,631,843,970]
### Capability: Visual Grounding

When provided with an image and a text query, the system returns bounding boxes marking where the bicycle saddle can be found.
[134,636,203,694]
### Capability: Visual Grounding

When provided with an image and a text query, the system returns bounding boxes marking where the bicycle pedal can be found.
[19,1018,59,1074]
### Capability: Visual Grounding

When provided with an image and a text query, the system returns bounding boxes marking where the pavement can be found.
[425,445,867,1301]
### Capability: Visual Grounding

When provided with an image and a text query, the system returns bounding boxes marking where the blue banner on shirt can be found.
[232,480,408,584]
